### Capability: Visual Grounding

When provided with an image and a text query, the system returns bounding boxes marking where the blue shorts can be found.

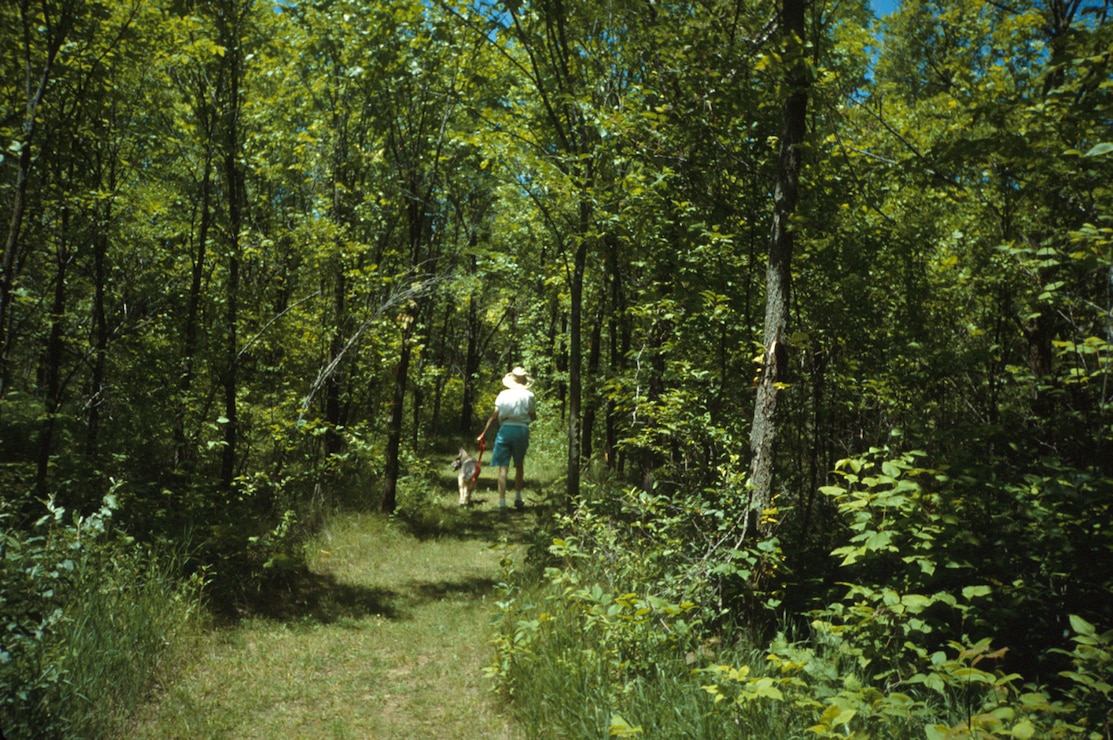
[491,425,530,467]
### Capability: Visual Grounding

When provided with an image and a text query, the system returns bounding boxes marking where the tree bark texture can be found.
[747,0,809,538]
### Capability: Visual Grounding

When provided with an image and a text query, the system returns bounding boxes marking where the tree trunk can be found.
[324,265,347,456]
[604,235,626,470]
[581,301,603,465]
[1,4,71,400]
[37,244,70,496]
[461,287,480,433]
[566,205,589,505]
[0,138,36,400]
[175,151,213,469]
[218,0,246,490]
[382,317,414,514]
[747,0,809,538]
[85,216,110,457]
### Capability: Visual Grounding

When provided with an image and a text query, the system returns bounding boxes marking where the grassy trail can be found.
[129,483,534,739]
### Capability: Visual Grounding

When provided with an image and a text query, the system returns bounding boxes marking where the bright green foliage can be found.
[747,448,1107,738]
[488,480,794,735]
[0,0,1111,732]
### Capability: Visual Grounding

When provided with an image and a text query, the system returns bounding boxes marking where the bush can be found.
[0,492,205,739]
[488,480,791,737]
[492,452,1113,738]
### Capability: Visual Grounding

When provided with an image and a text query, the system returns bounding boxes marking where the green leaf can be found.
[925,725,948,740]
[748,677,784,700]
[962,585,991,600]
[1082,142,1113,157]
[608,713,643,736]
[865,530,894,551]
[901,593,933,612]
[1068,614,1096,637]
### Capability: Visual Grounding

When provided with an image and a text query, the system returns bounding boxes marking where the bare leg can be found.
[514,464,525,506]
[498,466,509,509]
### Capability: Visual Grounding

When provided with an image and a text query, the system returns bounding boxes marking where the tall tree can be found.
[213,0,253,488]
[747,0,810,538]
[0,0,74,403]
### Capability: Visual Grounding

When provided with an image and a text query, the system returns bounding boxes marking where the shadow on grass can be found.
[397,499,541,544]
[213,567,507,626]
[212,470,558,627]
[406,574,501,606]
[212,507,542,626]
[395,468,557,546]
[210,566,402,625]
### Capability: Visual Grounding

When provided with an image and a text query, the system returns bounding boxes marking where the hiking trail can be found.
[129,473,534,739]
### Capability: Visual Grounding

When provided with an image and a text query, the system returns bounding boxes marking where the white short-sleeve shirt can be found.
[496,387,535,427]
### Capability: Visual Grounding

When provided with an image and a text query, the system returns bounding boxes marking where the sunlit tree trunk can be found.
[747,0,809,538]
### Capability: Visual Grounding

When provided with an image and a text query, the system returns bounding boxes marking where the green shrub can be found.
[724,447,1108,739]
[497,451,1113,738]
[488,480,793,737]
[1055,614,1113,739]
[0,492,204,739]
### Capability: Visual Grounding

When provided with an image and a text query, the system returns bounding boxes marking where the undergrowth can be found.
[489,450,1113,738]
[0,492,205,739]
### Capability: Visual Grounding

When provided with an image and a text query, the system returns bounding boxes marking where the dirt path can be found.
[129,491,532,739]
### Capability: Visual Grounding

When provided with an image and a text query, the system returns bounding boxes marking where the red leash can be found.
[472,439,486,484]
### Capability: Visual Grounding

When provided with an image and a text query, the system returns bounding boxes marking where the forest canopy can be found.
[2,0,1111,736]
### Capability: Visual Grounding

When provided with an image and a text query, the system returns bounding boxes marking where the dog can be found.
[451,447,479,506]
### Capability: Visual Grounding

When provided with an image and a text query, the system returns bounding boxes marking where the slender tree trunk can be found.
[37,244,70,496]
[581,302,603,465]
[324,266,347,456]
[461,287,480,433]
[85,216,110,457]
[218,1,246,490]
[604,235,626,470]
[0,138,36,399]
[1,4,71,399]
[802,347,827,535]
[430,300,453,435]
[325,104,352,458]
[382,317,414,513]
[566,203,590,505]
[747,0,809,538]
[175,152,213,468]
[221,247,240,488]
[551,305,568,421]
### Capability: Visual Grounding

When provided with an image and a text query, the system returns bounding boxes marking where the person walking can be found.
[478,366,537,512]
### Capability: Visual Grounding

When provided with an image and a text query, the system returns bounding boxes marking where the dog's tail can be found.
[462,459,478,481]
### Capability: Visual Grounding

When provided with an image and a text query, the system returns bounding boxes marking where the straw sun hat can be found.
[502,366,534,389]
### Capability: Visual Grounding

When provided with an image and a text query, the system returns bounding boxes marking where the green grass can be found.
[0,509,204,740]
[127,463,541,739]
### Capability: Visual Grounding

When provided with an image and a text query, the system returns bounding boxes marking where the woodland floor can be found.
[127,471,537,739]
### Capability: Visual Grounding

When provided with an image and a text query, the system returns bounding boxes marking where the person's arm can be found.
[478,408,498,442]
